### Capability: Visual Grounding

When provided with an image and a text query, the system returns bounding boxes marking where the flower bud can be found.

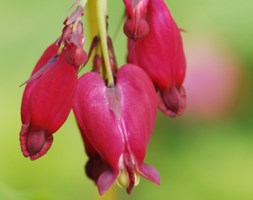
[73,64,160,195]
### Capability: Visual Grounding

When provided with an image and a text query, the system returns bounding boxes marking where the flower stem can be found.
[96,0,115,87]
[86,0,98,40]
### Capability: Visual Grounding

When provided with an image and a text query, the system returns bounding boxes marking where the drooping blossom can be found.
[19,6,87,160]
[19,0,187,195]
[126,0,186,117]
[73,64,160,194]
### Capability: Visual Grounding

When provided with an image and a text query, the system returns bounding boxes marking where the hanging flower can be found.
[19,5,87,160]
[73,64,160,194]
[126,0,186,117]
[19,0,186,195]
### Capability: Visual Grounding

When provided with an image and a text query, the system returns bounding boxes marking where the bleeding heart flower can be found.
[19,4,88,160]
[73,64,160,195]
[123,0,150,39]
[20,43,79,160]
[127,0,186,117]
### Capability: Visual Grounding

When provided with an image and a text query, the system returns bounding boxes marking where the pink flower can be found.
[73,64,160,194]
[19,6,87,160]
[20,43,79,160]
[123,0,150,39]
[127,0,186,117]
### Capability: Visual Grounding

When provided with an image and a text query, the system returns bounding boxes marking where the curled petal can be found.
[20,124,53,160]
[158,85,186,117]
[97,170,118,195]
[138,162,160,185]
[62,41,87,66]
[60,22,88,66]
[65,6,83,25]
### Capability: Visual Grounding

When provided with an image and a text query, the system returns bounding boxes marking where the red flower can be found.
[127,0,186,117]
[73,64,160,194]
[20,5,88,160]
[20,43,79,160]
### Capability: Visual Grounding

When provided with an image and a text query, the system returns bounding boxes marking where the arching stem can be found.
[97,0,115,87]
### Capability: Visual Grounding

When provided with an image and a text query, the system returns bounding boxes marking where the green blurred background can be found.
[0,0,253,199]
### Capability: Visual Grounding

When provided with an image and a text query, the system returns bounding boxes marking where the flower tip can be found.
[97,170,117,195]
[138,163,160,186]
[20,125,53,160]
[123,18,149,40]
[66,5,84,25]
[158,85,186,117]
[116,168,140,194]
[123,0,149,39]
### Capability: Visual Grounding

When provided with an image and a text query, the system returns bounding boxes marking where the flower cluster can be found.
[19,0,186,195]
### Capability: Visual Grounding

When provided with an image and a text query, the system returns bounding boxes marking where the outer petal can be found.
[29,55,77,132]
[127,0,186,116]
[21,43,58,123]
[117,65,158,193]
[20,126,53,160]
[74,72,123,194]
[97,170,118,195]
[75,121,113,189]
[117,65,157,163]
[73,72,124,167]
[137,162,160,185]
[31,43,59,75]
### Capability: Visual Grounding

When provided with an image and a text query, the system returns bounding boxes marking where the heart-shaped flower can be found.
[73,64,160,194]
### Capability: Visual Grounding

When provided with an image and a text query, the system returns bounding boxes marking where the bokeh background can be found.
[0,0,253,199]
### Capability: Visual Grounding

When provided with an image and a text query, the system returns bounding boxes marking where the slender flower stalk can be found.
[96,0,115,87]
[86,0,99,42]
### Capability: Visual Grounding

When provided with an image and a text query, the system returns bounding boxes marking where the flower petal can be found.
[97,170,118,195]
[138,162,160,185]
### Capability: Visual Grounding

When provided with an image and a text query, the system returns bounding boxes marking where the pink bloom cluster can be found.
[19,0,186,195]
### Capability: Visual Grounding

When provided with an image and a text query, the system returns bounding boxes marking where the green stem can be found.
[96,0,115,87]
[86,0,98,41]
